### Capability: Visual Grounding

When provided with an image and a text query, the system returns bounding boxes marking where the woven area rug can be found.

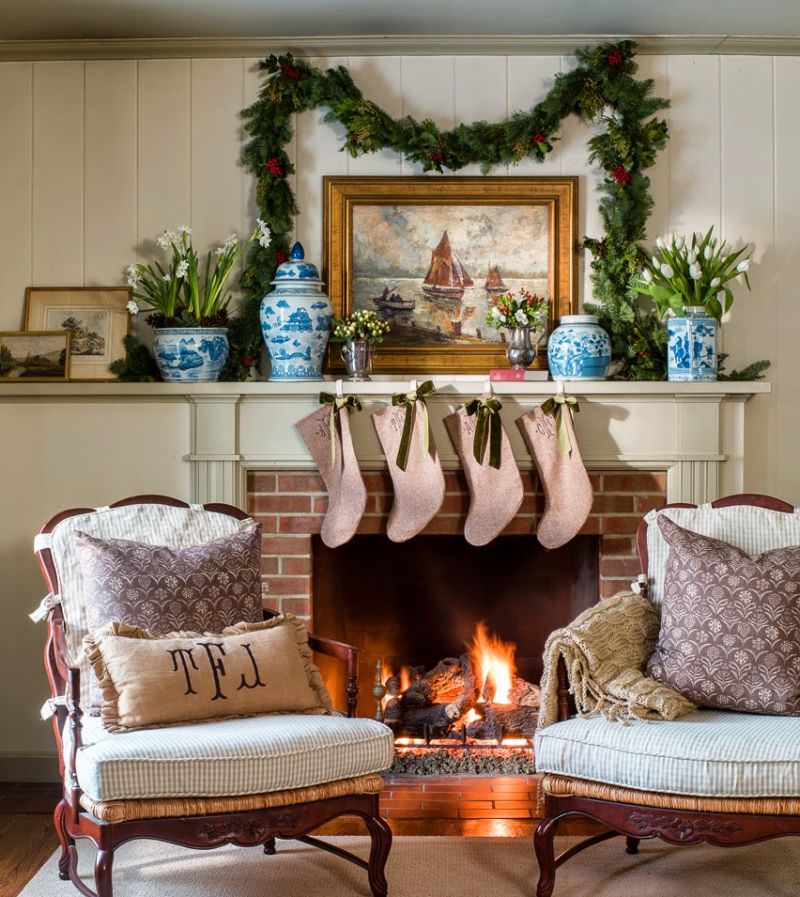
[20,835,800,897]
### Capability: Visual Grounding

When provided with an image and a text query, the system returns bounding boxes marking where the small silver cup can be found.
[341,339,373,381]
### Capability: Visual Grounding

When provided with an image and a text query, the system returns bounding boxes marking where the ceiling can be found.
[1,0,799,41]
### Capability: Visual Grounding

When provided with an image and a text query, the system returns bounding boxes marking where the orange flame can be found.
[468,622,517,705]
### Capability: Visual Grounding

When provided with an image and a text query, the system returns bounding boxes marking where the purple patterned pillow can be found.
[646,515,800,715]
[73,525,263,636]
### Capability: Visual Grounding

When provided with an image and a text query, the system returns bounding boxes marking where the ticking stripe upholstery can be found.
[535,710,800,798]
[645,504,800,605]
[69,714,394,802]
[45,504,255,708]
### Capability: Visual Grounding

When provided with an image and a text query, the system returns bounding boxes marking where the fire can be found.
[468,622,517,705]
[381,663,412,709]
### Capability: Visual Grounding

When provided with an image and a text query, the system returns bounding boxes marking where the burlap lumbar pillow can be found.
[647,515,800,715]
[83,615,332,732]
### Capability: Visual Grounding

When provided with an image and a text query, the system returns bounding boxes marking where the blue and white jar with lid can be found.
[547,314,611,380]
[260,242,333,380]
[667,306,718,381]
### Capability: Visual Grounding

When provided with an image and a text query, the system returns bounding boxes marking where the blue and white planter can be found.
[667,306,718,382]
[153,327,229,382]
[260,242,332,380]
[547,314,611,380]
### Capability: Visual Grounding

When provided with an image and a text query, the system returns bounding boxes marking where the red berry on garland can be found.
[531,132,546,144]
[275,250,288,265]
[280,63,300,79]
[613,165,632,186]
[242,356,254,367]
[266,157,283,177]
[607,47,623,67]
[430,150,445,163]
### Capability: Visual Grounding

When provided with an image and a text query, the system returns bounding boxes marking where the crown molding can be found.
[0,33,798,61]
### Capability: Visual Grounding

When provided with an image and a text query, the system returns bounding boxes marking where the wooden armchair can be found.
[533,494,800,896]
[35,495,392,897]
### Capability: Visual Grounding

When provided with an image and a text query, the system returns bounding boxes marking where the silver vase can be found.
[341,339,373,381]
[506,326,536,370]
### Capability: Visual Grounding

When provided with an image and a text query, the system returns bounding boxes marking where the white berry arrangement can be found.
[332,309,391,342]
[634,226,752,321]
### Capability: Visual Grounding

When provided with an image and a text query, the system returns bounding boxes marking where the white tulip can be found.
[676,235,685,248]
[687,251,697,264]
[737,259,750,273]
[689,264,702,280]
[660,263,674,278]
[711,277,721,287]
[704,245,713,260]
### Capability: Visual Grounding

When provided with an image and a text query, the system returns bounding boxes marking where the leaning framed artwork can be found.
[0,331,71,381]
[323,176,578,374]
[24,287,131,381]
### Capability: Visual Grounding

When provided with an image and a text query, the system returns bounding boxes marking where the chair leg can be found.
[263,836,277,855]
[625,836,640,855]
[94,847,114,897]
[534,817,559,897]
[54,799,74,881]
[364,814,392,897]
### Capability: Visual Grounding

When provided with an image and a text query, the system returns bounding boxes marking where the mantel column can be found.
[665,394,726,504]
[186,395,245,508]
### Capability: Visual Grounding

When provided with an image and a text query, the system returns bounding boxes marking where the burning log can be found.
[465,703,538,741]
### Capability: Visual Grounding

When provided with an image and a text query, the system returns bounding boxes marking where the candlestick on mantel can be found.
[372,657,387,722]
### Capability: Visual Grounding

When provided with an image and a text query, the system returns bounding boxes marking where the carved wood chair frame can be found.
[534,493,800,897]
[35,494,391,897]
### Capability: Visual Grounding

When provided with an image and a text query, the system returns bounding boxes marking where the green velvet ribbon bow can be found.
[390,380,436,471]
[319,392,362,465]
[540,395,579,456]
[465,397,503,469]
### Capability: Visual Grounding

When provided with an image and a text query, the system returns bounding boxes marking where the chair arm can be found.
[307,633,359,719]
[65,666,84,824]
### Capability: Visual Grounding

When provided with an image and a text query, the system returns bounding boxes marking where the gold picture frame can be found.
[323,176,578,374]
[24,287,131,381]
[0,331,71,381]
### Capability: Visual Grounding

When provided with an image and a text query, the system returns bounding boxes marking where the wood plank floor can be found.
[0,783,60,897]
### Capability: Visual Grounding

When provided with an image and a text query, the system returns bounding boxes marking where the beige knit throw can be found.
[538,590,696,728]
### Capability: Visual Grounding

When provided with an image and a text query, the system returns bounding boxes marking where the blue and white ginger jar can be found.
[260,242,333,380]
[667,306,718,382]
[547,314,611,380]
[153,327,229,382]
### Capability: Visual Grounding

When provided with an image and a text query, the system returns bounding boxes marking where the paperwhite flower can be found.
[162,273,171,282]
[689,264,702,280]
[660,263,674,278]
[514,308,528,326]
[223,233,238,250]
[124,263,140,287]
[711,277,721,287]
[737,259,750,273]
[214,246,225,256]
[126,299,140,315]
[176,259,189,279]
[156,229,177,250]
[655,238,664,250]
[256,218,272,249]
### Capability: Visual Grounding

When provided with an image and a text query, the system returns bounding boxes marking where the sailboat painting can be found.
[351,203,550,346]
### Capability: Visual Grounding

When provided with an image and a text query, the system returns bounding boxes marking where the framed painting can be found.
[323,176,578,374]
[0,331,71,381]
[24,287,131,381]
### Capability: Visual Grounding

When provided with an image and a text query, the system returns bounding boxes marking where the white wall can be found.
[0,52,797,773]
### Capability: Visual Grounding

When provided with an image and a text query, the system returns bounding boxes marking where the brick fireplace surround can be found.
[247,467,667,825]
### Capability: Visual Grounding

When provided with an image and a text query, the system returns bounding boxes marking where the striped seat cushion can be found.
[69,714,394,802]
[535,710,800,798]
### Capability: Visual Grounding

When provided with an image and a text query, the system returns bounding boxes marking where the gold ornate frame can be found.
[323,176,578,374]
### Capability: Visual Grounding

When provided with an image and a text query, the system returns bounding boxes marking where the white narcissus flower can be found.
[162,273,171,282]
[124,263,140,287]
[126,300,139,315]
[214,246,226,256]
[655,237,664,249]
[176,259,189,279]
[737,259,750,273]
[177,225,192,235]
[223,233,238,250]
[660,263,674,278]
[256,218,272,249]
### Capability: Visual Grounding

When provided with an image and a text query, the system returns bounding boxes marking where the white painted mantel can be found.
[0,378,770,508]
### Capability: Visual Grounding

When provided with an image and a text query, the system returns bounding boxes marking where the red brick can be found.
[253,516,278,533]
[592,494,634,513]
[249,472,276,493]
[444,472,468,492]
[281,556,311,575]
[260,557,279,575]
[421,516,465,535]
[589,473,603,491]
[262,535,311,556]
[281,597,311,616]
[440,493,469,514]
[379,799,423,810]
[251,494,312,514]
[423,800,492,810]
[519,494,542,515]
[363,472,392,493]
[635,494,665,513]
[500,518,536,535]
[372,493,392,513]
[493,800,537,810]
[313,496,329,514]
[600,557,642,578]
[577,516,601,534]
[383,808,459,818]
[277,473,326,493]
[278,515,322,534]
[356,516,387,534]
[521,471,539,493]
[599,515,642,535]
[601,535,635,557]
[603,472,667,494]
[459,808,531,819]
[601,578,628,598]
[264,576,310,596]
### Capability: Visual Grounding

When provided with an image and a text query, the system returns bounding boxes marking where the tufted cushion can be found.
[535,710,800,797]
[68,713,394,802]
[644,503,800,605]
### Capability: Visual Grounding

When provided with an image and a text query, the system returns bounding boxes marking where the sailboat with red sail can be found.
[484,265,507,294]
[422,230,473,301]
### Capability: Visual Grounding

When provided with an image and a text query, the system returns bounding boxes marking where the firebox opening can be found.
[312,534,600,722]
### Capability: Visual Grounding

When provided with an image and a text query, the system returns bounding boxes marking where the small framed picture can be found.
[0,331,71,381]
[24,287,131,381]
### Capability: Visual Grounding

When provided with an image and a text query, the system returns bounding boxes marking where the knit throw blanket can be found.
[538,591,696,728]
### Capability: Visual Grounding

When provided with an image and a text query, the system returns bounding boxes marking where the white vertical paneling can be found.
[454,56,508,176]
[0,63,32,327]
[346,56,403,175]
[400,56,455,175]
[720,57,775,495]
[507,56,562,177]
[241,57,267,289]
[84,61,137,284]
[295,56,348,262]
[774,57,800,502]
[138,60,191,243]
[665,56,721,234]
[635,55,671,242]
[31,61,84,285]
[191,59,245,256]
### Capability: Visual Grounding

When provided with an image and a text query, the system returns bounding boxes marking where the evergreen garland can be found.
[239,39,672,380]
